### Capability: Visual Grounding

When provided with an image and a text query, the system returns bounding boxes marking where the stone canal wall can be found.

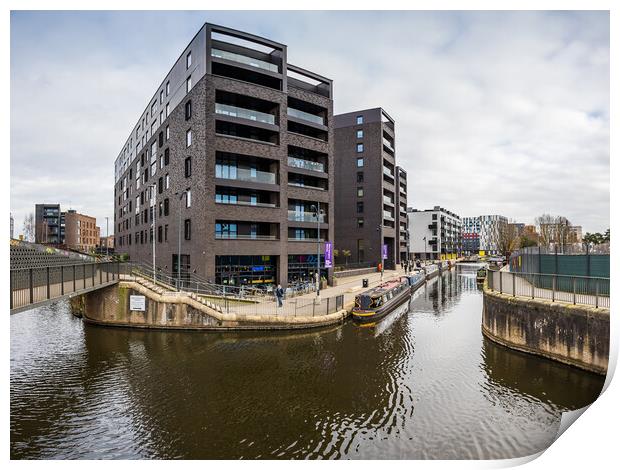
[71,281,348,331]
[482,286,609,375]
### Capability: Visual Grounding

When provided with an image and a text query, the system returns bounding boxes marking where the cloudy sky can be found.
[10,10,609,236]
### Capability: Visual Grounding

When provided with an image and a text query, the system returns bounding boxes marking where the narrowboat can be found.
[476,267,487,283]
[352,278,411,323]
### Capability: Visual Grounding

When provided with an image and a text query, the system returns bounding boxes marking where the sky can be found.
[10,10,610,236]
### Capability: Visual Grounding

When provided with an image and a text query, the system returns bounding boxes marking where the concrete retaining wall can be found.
[482,286,609,375]
[71,281,348,331]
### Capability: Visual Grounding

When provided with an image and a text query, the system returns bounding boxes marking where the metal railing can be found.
[10,261,121,312]
[487,270,609,309]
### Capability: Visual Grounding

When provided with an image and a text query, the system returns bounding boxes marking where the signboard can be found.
[324,241,333,268]
[382,244,388,260]
[130,295,146,311]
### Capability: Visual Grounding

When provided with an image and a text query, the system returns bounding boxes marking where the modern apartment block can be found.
[113,23,334,287]
[407,206,462,260]
[462,215,508,255]
[64,210,101,253]
[35,204,62,245]
[333,108,406,270]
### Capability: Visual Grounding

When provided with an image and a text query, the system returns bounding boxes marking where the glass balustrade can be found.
[216,167,277,184]
[287,156,325,173]
[383,196,394,205]
[215,103,275,125]
[211,48,279,73]
[383,137,395,152]
[383,167,394,178]
[287,211,325,223]
[287,108,324,125]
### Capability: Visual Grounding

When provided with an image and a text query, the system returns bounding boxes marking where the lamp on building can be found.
[310,203,324,297]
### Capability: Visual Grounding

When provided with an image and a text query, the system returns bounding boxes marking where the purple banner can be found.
[324,241,333,268]
[382,244,388,260]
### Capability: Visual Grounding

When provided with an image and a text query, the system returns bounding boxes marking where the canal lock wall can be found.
[482,286,609,375]
[70,281,348,331]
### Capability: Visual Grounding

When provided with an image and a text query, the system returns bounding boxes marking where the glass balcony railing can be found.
[216,168,277,184]
[287,108,325,126]
[383,167,394,178]
[287,211,325,223]
[288,237,325,242]
[211,48,279,73]
[215,198,277,208]
[215,233,278,240]
[383,211,394,220]
[383,137,395,152]
[287,156,325,173]
[383,196,394,205]
[215,103,275,125]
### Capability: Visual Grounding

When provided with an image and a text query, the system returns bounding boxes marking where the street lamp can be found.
[175,188,191,290]
[148,183,157,283]
[310,203,324,297]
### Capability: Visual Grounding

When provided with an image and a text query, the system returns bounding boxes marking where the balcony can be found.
[211,48,278,73]
[215,103,275,125]
[287,108,325,126]
[383,211,395,221]
[383,167,394,178]
[216,199,277,208]
[383,137,395,153]
[217,168,277,185]
[288,156,325,173]
[383,195,394,206]
[288,237,325,242]
[215,233,278,240]
[287,210,326,223]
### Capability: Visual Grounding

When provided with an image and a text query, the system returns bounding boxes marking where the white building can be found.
[407,206,462,260]
[463,215,507,255]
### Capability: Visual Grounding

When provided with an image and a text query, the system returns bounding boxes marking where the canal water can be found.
[10,265,604,459]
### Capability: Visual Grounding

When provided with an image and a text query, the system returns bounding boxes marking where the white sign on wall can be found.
[129,295,146,311]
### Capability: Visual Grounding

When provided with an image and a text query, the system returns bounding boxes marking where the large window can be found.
[215,154,237,179]
[216,223,237,239]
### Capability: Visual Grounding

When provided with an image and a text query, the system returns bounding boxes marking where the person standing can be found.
[275,284,284,307]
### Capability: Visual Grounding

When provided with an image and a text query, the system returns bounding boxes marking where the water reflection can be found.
[11,267,604,460]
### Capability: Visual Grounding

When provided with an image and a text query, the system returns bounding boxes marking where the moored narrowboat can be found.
[352,278,411,323]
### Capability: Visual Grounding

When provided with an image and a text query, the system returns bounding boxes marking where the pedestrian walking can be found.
[275,284,284,307]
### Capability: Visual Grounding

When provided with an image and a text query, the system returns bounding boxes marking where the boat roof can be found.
[360,278,406,298]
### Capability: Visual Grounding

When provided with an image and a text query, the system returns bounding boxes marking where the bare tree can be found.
[535,213,555,246]
[535,213,573,249]
[497,220,520,259]
[22,213,35,242]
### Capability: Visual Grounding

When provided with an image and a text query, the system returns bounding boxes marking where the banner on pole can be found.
[382,244,388,260]
[324,241,333,268]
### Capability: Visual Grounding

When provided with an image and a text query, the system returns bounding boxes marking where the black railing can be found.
[10,261,121,313]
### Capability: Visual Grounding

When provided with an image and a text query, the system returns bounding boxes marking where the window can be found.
[357,202,364,213]
[185,100,192,120]
[186,51,192,69]
[151,101,156,118]
[165,173,170,189]
[165,126,169,141]
[158,225,163,243]
[186,190,192,208]
[150,162,156,177]
[186,129,192,147]
[216,222,237,239]
[357,218,364,228]
[158,177,163,194]
[186,76,192,93]
[158,131,164,148]
[160,111,163,125]
[185,157,192,177]
[163,198,169,216]
[356,143,364,153]
[356,115,363,125]
[184,219,191,240]
[432,214,437,220]
[160,90,163,104]
[356,129,363,139]
[357,187,364,197]
[166,103,170,118]
[166,81,170,96]
[164,148,170,165]
[357,157,364,167]
[357,171,364,183]
[164,224,168,242]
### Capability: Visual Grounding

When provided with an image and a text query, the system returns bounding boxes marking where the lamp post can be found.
[105,216,109,257]
[405,231,410,273]
[423,236,427,264]
[148,183,157,283]
[175,188,191,290]
[310,203,324,297]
